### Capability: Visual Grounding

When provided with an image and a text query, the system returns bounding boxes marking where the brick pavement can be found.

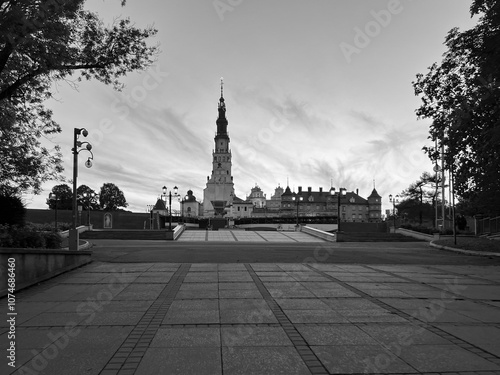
[2,262,500,374]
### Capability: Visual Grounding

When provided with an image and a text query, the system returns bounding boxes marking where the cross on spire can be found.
[220,77,224,98]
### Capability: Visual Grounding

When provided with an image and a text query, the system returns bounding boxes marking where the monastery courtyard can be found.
[2,238,500,375]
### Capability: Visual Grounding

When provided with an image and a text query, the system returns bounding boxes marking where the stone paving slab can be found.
[2,261,500,375]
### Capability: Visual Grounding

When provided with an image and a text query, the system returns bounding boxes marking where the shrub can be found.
[0,224,61,249]
[0,195,26,226]
[44,232,62,249]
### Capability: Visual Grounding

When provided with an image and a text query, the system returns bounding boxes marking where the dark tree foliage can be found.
[413,0,500,216]
[99,182,128,211]
[399,172,441,225]
[76,184,99,210]
[46,184,72,210]
[0,194,25,226]
[0,0,158,194]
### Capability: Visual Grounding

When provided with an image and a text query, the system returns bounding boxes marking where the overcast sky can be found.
[25,0,478,214]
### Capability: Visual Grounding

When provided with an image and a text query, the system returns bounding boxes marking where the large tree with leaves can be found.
[399,172,440,225]
[413,0,500,217]
[46,183,73,210]
[0,0,158,195]
[99,182,128,211]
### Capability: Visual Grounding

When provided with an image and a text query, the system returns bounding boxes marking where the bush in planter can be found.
[44,232,62,249]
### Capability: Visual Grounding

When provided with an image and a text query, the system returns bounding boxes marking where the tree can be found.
[0,0,158,194]
[413,0,500,217]
[77,184,99,210]
[0,194,25,226]
[99,183,128,211]
[399,172,440,225]
[46,184,72,210]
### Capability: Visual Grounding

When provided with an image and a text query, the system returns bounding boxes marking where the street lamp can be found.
[162,186,179,231]
[147,205,155,229]
[389,194,399,231]
[70,127,94,251]
[292,194,303,227]
[82,192,97,227]
[330,187,347,233]
[49,193,58,232]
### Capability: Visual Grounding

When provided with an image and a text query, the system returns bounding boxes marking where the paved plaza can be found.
[2,252,500,374]
[178,230,325,242]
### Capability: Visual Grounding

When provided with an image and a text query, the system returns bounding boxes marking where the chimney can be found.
[298,186,302,193]
[319,187,323,193]
[308,187,312,193]
[356,188,359,195]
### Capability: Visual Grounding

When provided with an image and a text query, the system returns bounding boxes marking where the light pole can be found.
[162,186,179,231]
[330,187,346,233]
[83,192,97,227]
[70,128,94,251]
[147,205,154,229]
[292,193,303,227]
[389,194,399,231]
[49,193,58,232]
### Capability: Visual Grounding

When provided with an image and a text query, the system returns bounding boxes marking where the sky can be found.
[25,0,479,214]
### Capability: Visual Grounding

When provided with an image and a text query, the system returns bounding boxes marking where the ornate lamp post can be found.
[147,205,155,229]
[292,194,303,227]
[162,186,179,231]
[49,193,58,232]
[330,187,346,233]
[389,194,399,231]
[70,128,94,251]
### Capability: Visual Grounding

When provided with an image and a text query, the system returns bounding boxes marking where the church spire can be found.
[216,78,228,136]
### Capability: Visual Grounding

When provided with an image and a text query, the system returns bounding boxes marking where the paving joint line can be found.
[426,264,500,286]
[244,263,329,375]
[100,263,191,374]
[304,264,500,365]
[253,231,269,242]
[279,231,300,242]
[361,264,499,308]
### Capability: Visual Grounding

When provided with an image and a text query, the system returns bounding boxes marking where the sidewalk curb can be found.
[430,240,500,257]
[61,240,93,251]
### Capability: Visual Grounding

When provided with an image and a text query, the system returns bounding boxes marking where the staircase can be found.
[80,230,169,240]
[338,232,424,242]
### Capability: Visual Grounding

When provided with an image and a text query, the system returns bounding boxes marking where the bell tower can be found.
[203,79,235,217]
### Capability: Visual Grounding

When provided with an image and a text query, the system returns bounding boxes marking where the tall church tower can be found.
[203,79,235,217]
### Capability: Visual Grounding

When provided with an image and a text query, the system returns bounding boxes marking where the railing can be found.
[477,216,500,235]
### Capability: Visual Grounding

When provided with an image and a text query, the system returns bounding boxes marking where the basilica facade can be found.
[180,81,383,222]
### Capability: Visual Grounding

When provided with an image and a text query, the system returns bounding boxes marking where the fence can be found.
[476,216,500,235]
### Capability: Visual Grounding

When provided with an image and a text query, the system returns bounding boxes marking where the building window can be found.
[238,207,240,211]
[244,207,247,211]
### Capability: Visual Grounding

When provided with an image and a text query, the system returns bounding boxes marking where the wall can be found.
[340,222,388,233]
[26,209,150,229]
[0,249,92,297]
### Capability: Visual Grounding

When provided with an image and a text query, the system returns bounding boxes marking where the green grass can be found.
[435,237,500,253]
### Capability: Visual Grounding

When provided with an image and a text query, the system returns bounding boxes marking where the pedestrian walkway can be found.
[178,230,325,242]
[3,262,500,374]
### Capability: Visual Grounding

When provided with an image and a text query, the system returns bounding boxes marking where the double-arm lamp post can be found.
[389,194,399,231]
[70,128,94,251]
[330,187,346,233]
[292,194,303,226]
[162,186,178,231]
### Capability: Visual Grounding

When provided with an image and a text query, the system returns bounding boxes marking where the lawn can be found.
[435,237,500,253]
